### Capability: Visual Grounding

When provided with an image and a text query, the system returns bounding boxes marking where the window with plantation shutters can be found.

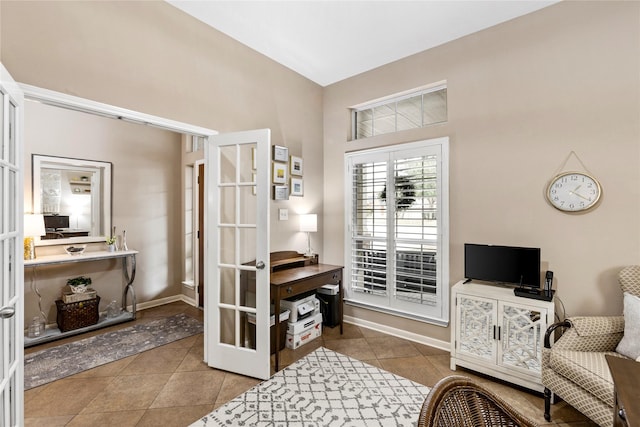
[345,137,449,325]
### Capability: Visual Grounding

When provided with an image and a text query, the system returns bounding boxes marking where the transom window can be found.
[352,84,447,140]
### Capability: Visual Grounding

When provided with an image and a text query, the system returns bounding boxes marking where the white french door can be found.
[204,129,271,380]
[0,63,24,426]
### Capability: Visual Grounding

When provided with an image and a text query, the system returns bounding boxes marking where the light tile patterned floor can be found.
[24,302,597,426]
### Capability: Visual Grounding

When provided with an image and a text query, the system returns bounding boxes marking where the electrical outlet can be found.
[279,209,288,221]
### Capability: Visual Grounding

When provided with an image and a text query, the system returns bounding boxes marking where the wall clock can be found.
[546,171,602,212]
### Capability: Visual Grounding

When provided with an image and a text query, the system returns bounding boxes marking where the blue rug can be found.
[24,313,203,390]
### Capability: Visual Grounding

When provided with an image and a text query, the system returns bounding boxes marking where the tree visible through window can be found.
[345,138,449,325]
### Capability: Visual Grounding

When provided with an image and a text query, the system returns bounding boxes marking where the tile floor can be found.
[24,302,597,426]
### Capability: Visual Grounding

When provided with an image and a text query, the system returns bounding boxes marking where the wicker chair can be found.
[418,375,539,427]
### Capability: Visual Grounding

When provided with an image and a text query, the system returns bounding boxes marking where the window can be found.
[352,84,447,140]
[187,135,205,153]
[344,137,449,325]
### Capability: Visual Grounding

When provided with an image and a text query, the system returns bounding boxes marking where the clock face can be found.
[546,172,602,212]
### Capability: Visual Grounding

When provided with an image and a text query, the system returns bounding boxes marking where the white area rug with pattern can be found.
[191,347,430,427]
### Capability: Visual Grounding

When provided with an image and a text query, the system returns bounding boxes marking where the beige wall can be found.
[2,1,324,317]
[4,1,639,345]
[23,101,182,319]
[323,1,640,343]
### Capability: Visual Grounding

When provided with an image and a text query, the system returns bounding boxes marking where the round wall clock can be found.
[546,171,602,212]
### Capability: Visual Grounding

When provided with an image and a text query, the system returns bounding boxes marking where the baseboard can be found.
[343,314,450,352]
[132,294,198,312]
[37,294,199,332]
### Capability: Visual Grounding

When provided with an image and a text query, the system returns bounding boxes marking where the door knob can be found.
[256,261,266,270]
[0,306,15,319]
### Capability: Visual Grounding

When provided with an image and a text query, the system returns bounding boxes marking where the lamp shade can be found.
[299,214,317,233]
[24,214,46,237]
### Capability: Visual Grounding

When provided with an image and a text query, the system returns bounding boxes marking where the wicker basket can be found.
[55,296,100,332]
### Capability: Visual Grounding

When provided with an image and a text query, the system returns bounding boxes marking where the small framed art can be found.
[290,177,304,196]
[290,156,303,176]
[272,162,287,184]
[273,185,289,200]
[272,145,289,162]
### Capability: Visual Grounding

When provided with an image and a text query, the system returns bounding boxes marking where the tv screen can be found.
[44,215,69,230]
[464,244,541,288]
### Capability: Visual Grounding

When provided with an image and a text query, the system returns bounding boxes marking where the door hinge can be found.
[197,230,200,239]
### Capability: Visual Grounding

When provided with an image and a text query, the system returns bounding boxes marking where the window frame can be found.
[351,83,447,140]
[344,137,450,326]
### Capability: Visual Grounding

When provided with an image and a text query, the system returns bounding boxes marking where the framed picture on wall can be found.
[273,185,289,200]
[290,156,303,176]
[290,177,304,196]
[272,162,287,184]
[272,145,289,162]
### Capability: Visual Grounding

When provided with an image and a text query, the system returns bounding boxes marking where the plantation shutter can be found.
[345,138,449,324]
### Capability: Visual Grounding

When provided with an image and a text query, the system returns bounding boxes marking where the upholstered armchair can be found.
[542,265,640,427]
[418,375,538,427]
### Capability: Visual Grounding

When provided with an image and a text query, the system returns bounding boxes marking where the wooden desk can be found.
[271,263,343,371]
[606,355,640,427]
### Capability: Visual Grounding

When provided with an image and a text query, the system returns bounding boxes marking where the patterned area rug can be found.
[191,347,430,427]
[24,313,203,390]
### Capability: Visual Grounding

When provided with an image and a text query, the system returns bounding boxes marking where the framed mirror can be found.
[32,154,112,246]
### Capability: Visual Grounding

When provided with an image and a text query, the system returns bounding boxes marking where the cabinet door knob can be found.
[256,261,266,270]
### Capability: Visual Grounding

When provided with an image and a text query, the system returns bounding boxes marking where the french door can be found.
[0,63,24,426]
[204,129,271,380]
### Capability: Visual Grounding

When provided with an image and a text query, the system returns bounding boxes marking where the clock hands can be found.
[569,185,590,201]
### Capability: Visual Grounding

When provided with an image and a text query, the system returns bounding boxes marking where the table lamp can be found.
[24,214,45,260]
[299,214,317,257]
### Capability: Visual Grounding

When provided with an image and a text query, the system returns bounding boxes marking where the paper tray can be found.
[247,309,290,326]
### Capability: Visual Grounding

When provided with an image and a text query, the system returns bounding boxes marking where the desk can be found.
[271,263,343,371]
[606,355,640,427]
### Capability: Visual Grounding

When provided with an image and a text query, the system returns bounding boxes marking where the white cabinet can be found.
[450,280,554,392]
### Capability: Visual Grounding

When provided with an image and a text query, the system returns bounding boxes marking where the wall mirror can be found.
[32,154,112,246]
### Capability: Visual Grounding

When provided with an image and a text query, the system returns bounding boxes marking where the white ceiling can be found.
[166,1,559,87]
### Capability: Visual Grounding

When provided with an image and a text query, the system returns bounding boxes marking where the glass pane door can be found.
[205,129,270,380]
[0,62,24,427]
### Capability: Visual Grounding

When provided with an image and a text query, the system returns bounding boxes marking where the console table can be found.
[24,249,138,347]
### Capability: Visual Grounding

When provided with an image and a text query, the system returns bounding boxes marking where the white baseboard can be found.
[343,314,450,352]
[38,294,199,331]
[41,294,447,351]
[133,294,198,312]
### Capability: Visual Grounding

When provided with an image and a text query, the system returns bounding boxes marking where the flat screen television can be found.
[464,243,541,288]
[44,215,69,231]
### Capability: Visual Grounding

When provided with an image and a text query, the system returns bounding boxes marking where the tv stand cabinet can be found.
[450,280,555,393]
[23,249,138,347]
